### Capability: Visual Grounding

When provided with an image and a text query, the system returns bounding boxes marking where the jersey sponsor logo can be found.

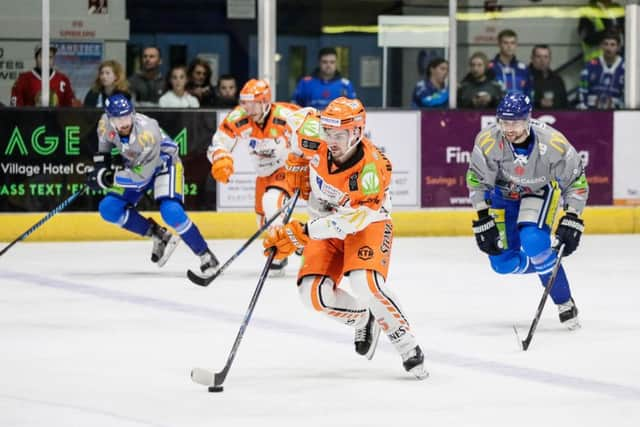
[300,118,321,137]
[359,163,380,196]
[226,108,246,123]
[357,245,374,260]
[389,326,408,342]
[301,139,320,151]
[310,154,320,168]
[236,118,249,128]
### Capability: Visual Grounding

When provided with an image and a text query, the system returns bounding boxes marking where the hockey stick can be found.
[0,186,88,258]
[186,192,299,286]
[513,244,566,351]
[191,189,300,392]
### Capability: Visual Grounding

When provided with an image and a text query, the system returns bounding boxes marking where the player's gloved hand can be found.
[210,149,234,183]
[285,153,311,199]
[263,220,309,260]
[554,213,584,257]
[472,210,503,256]
[86,153,115,191]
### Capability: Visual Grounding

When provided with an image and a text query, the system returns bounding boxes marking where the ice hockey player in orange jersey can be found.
[207,79,298,276]
[263,97,428,379]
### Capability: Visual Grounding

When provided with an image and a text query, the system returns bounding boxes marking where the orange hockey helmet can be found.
[320,97,366,132]
[239,78,272,103]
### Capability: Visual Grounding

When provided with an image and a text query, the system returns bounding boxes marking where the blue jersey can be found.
[578,56,625,109]
[291,72,356,109]
[411,79,448,108]
[488,55,533,98]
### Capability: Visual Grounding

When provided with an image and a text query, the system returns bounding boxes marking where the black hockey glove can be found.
[472,210,503,256]
[554,213,584,257]
[87,153,115,190]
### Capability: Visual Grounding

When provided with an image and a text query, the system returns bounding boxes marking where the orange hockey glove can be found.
[263,220,310,260]
[210,149,234,183]
[285,153,311,199]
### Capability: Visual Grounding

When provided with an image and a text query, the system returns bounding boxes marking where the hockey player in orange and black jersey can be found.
[263,97,428,379]
[206,79,299,276]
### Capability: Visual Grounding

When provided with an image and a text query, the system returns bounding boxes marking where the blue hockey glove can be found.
[554,213,584,257]
[472,210,503,256]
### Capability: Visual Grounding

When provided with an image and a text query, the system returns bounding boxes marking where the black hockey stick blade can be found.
[185,193,298,287]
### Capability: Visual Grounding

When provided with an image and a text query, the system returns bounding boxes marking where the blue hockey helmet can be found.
[496,92,532,121]
[104,93,134,118]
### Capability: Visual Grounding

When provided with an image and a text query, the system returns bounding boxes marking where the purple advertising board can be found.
[420,111,613,207]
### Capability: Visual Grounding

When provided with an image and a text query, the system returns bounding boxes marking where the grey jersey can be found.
[467,119,589,214]
[97,112,179,190]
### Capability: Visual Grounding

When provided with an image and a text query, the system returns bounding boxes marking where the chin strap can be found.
[257,102,271,124]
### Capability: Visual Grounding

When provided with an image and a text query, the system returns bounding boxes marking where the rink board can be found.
[1,206,638,242]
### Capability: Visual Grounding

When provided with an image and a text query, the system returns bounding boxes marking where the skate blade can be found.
[156,235,180,267]
[408,364,429,380]
[365,323,382,361]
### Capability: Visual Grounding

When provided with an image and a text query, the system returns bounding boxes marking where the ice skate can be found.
[148,219,180,267]
[199,249,220,276]
[402,346,429,380]
[269,257,287,278]
[354,310,381,360]
[558,297,581,330]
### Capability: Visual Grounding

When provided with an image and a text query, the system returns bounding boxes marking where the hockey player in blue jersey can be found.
[291,47,356,109]
[577,32,625,110]
[87,93,219,274]
[467,92,589,330]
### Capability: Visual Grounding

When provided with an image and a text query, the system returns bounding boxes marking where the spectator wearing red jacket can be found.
[10,45,75,107]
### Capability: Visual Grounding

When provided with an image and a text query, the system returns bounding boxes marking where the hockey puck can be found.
[208,385,224,393]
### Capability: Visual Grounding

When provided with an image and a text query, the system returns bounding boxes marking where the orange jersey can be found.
[288,110,392,240]
[207,102,298,177]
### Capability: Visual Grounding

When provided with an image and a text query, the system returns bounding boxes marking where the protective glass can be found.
[498,118,528,134]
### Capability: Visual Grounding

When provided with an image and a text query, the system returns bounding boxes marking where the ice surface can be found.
[1,235,639,426]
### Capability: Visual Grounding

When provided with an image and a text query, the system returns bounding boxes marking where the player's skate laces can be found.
[401,346,429,380]
[148,219,180,267]
[268,257,287,278]
[558,297,581,330]
[199,249,220,276]
[354,310,381,360]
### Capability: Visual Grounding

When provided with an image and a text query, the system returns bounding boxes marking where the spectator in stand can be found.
[577,31,624,110]
[128,46,164,107]
[488,29,532,98]
[529,45,568,110]
[411,57,449,108]
[159,65,200,108]
[578,0,625,62]
[292,47,356,109]
[10,44,76,107]
[458,52,503,109]
[84,60,129,107]
[212,74,238,108]
[186,58,216,107]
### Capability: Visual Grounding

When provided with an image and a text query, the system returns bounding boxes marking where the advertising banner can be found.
[0,109,216,212]
[216,110,421,210]
[613,111,640,205]
[53,41,104,104]
[421,111,613,207]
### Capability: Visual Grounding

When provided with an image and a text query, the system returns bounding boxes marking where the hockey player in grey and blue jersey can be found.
[467,92,588,330]
[87,94,219,274]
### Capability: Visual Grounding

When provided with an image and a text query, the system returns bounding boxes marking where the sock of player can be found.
[122,208,154,236]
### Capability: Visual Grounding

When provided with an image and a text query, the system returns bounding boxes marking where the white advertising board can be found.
[216,110,421,210]
[613,111,640,205]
